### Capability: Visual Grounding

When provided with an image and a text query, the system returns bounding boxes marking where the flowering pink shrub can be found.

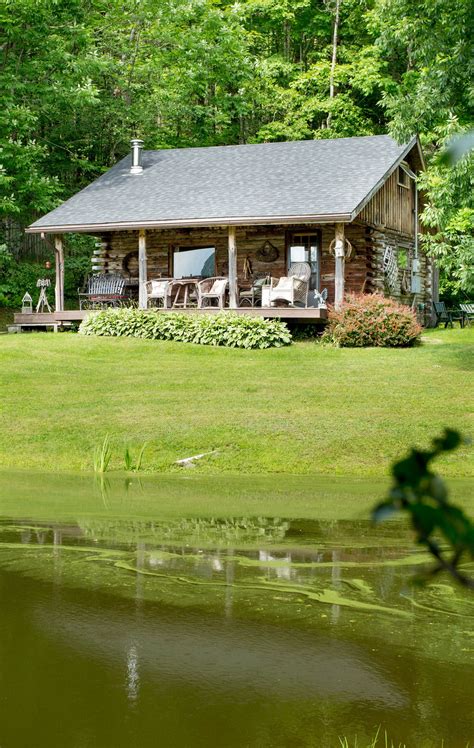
[322,293,422,347]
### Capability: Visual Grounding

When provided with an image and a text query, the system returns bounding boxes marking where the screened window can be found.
[173,246,215,278]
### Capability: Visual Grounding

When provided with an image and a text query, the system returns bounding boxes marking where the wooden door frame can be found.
[285,228,322,288]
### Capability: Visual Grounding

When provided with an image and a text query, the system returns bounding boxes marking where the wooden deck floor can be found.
[13,306,327,328]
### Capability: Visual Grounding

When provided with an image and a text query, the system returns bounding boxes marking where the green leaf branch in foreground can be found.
[373,430,474,589]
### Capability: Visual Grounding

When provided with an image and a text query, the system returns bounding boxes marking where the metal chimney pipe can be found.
[130,139,144,174]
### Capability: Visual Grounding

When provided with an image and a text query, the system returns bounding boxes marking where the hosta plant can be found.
[79,309,292,349]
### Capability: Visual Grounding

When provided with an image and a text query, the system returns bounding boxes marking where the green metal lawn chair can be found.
[459,303,474,326]
[432,301,465,328]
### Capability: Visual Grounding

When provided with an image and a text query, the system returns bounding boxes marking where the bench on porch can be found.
[78,274,128,310]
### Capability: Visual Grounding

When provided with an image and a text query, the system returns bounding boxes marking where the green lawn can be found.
[0,327,472,476]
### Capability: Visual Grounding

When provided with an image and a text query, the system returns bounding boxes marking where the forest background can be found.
[0,0,472,307]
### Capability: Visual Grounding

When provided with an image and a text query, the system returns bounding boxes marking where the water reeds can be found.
[337,730,466,748]
[124,442,147,472]
[338,730,403,748]
[93,434,112,473]
[93,437,148,473]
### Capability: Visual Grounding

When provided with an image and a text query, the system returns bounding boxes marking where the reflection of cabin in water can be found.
[18,134,434,328]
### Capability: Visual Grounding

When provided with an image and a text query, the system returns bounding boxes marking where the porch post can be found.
[228,225,238,309]
[334,223,345,310]
[54,235,64,312]
[138,229,148,310]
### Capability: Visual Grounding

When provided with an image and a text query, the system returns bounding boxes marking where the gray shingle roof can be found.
[28,135,418,232]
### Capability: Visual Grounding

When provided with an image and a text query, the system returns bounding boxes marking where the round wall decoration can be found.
[122,251,139,277]
[383,246,398,291]
[256,240,279,263]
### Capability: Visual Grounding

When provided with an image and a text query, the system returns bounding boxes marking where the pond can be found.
[0,473,472,747]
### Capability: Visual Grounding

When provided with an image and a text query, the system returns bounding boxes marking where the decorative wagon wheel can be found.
[382,246,398,292]
[122,251,139,277]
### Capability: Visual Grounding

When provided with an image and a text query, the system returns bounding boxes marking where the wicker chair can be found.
[145,278,174,308]
[269,262,311,307]
[197,277,228,308]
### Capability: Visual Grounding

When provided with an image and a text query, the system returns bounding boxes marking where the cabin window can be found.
[173,246,215,278]
[288,233,321,291]
[398,248,409,270]
[398,166,410,188]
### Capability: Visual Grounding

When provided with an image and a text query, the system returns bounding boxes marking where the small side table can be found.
[170,279,198,308]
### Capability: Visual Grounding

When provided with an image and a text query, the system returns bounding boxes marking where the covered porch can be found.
[15,220,354,329]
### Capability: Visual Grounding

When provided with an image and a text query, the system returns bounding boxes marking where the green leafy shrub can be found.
[322,293,422,348]
[0,246,53,308]
[0,245,89,308]
[287,323,322,341]
[79,309,292,349]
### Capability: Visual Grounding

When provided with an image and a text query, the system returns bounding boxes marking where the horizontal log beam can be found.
[14,307,328,326]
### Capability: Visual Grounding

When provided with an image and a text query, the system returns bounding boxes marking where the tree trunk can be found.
[326,0,341,129]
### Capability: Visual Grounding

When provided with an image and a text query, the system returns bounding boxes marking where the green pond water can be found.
[0,473,472,747]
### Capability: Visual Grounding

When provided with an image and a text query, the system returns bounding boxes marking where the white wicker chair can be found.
[145,278,173,308]
[269,262,311,307]
[197,277,229,308]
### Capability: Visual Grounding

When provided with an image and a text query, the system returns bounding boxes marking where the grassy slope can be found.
[0,327,472,476]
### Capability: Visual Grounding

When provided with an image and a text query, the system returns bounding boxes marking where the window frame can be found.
[397,247,410,271]
[286,230,322,291]
[171,245,216,279]
[397,164,410,189]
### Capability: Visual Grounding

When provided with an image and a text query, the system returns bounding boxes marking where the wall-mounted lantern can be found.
[22,293,33,314]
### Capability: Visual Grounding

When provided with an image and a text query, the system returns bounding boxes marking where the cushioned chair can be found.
[145,278,173,308]
[197,277,228,308]
[269,262,311,307]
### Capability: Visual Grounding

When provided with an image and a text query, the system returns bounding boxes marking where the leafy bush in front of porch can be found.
[322,293,422,348]
[79,308,292,349]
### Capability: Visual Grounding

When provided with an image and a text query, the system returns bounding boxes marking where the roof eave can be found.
[25,213,354,234]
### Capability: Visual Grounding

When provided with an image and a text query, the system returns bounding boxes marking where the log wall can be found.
[92,219,432,324]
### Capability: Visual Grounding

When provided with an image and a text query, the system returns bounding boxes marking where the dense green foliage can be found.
[1,0,472,294]
[79,308,292,348]
[373,429,474,589]
[0,245,89,307]
[322,293,422,347]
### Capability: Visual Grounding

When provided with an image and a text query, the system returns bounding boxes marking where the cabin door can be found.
[288,233,321,291]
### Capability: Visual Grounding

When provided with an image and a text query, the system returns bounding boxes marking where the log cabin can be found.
[18,134,433,328]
